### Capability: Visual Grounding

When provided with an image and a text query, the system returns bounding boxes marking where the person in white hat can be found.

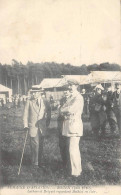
[60,79,84,178]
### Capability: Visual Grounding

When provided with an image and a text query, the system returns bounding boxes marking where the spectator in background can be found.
[81,88,86,95]
[23,96,26,106]
[105,87,119,136]
[89,84,107,138]
[18,96,21,107]
[49,95,54,110]
[113,83,121,135]
[81,89,86,115]
[1,98,4,107]
[6,97,9,104]
[14,97,18,108]
[81,88,90,115]
[41,90,51,128]
[57,89,72,170]
[49,95,53,101]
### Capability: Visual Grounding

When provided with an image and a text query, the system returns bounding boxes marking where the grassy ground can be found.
[0,104,121,186]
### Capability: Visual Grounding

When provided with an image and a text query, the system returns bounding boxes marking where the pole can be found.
[18,129,28,175]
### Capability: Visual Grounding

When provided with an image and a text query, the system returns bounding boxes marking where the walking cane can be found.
[18,129,29,175]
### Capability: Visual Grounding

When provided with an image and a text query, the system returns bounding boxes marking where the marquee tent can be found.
[90,71,121,84]
[56,75,92,87]
[0,84,12,102]
[31,79,65,100]
[39,78,62,89]
[31,71,121,95]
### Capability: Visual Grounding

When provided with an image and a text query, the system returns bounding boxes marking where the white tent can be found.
[31,71,121,93]
[90,71,121,84]
[31,79,64,100]
[39,78,62,89]
[56,75,91,87]
[56,72,121,86]
[31,84,41,89]
[0,84,12,102]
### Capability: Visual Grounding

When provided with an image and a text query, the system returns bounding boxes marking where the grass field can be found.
[0,104,121,186]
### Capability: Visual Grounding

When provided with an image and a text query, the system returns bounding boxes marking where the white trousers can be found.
[69,137,82,176]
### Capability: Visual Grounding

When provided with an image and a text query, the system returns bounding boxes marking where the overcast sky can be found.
[0,0,120,66]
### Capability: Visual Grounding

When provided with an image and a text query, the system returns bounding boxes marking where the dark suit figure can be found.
[89,85,107,138]
[105,90,119,135]
[113,85,121,134]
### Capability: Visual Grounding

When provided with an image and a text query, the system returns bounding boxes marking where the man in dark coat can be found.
[112,83,121,135]
[89,84,107,138]
[81,89,89,115]
[105,87,119,135]
[57,89,71,169]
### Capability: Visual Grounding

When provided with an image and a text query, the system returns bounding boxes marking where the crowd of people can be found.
[1,80,120,179]
[22,79,121,179]
[58,82,121,138]
[84,83,121,138]
[0,94,28,108]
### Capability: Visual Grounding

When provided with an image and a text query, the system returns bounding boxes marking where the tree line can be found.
[0,60,120,95]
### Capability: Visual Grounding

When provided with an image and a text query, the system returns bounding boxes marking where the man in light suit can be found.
[60,80,84,177]
[23,90,51,167]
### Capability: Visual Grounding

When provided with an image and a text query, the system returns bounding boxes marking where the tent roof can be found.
[56,75,91,87]
[32,84,41,89]
[32,71,121,90]
[64,75,91,85]
[0,84,12,92]
[40,78,62,88]
[90,71,121,83]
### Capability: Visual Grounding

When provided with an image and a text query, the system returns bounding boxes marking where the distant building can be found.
[29,71,121,100]
[0,84,12,103]
[30,78,66,100]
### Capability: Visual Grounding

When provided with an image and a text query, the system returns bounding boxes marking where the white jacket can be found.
[60,92,84,137]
